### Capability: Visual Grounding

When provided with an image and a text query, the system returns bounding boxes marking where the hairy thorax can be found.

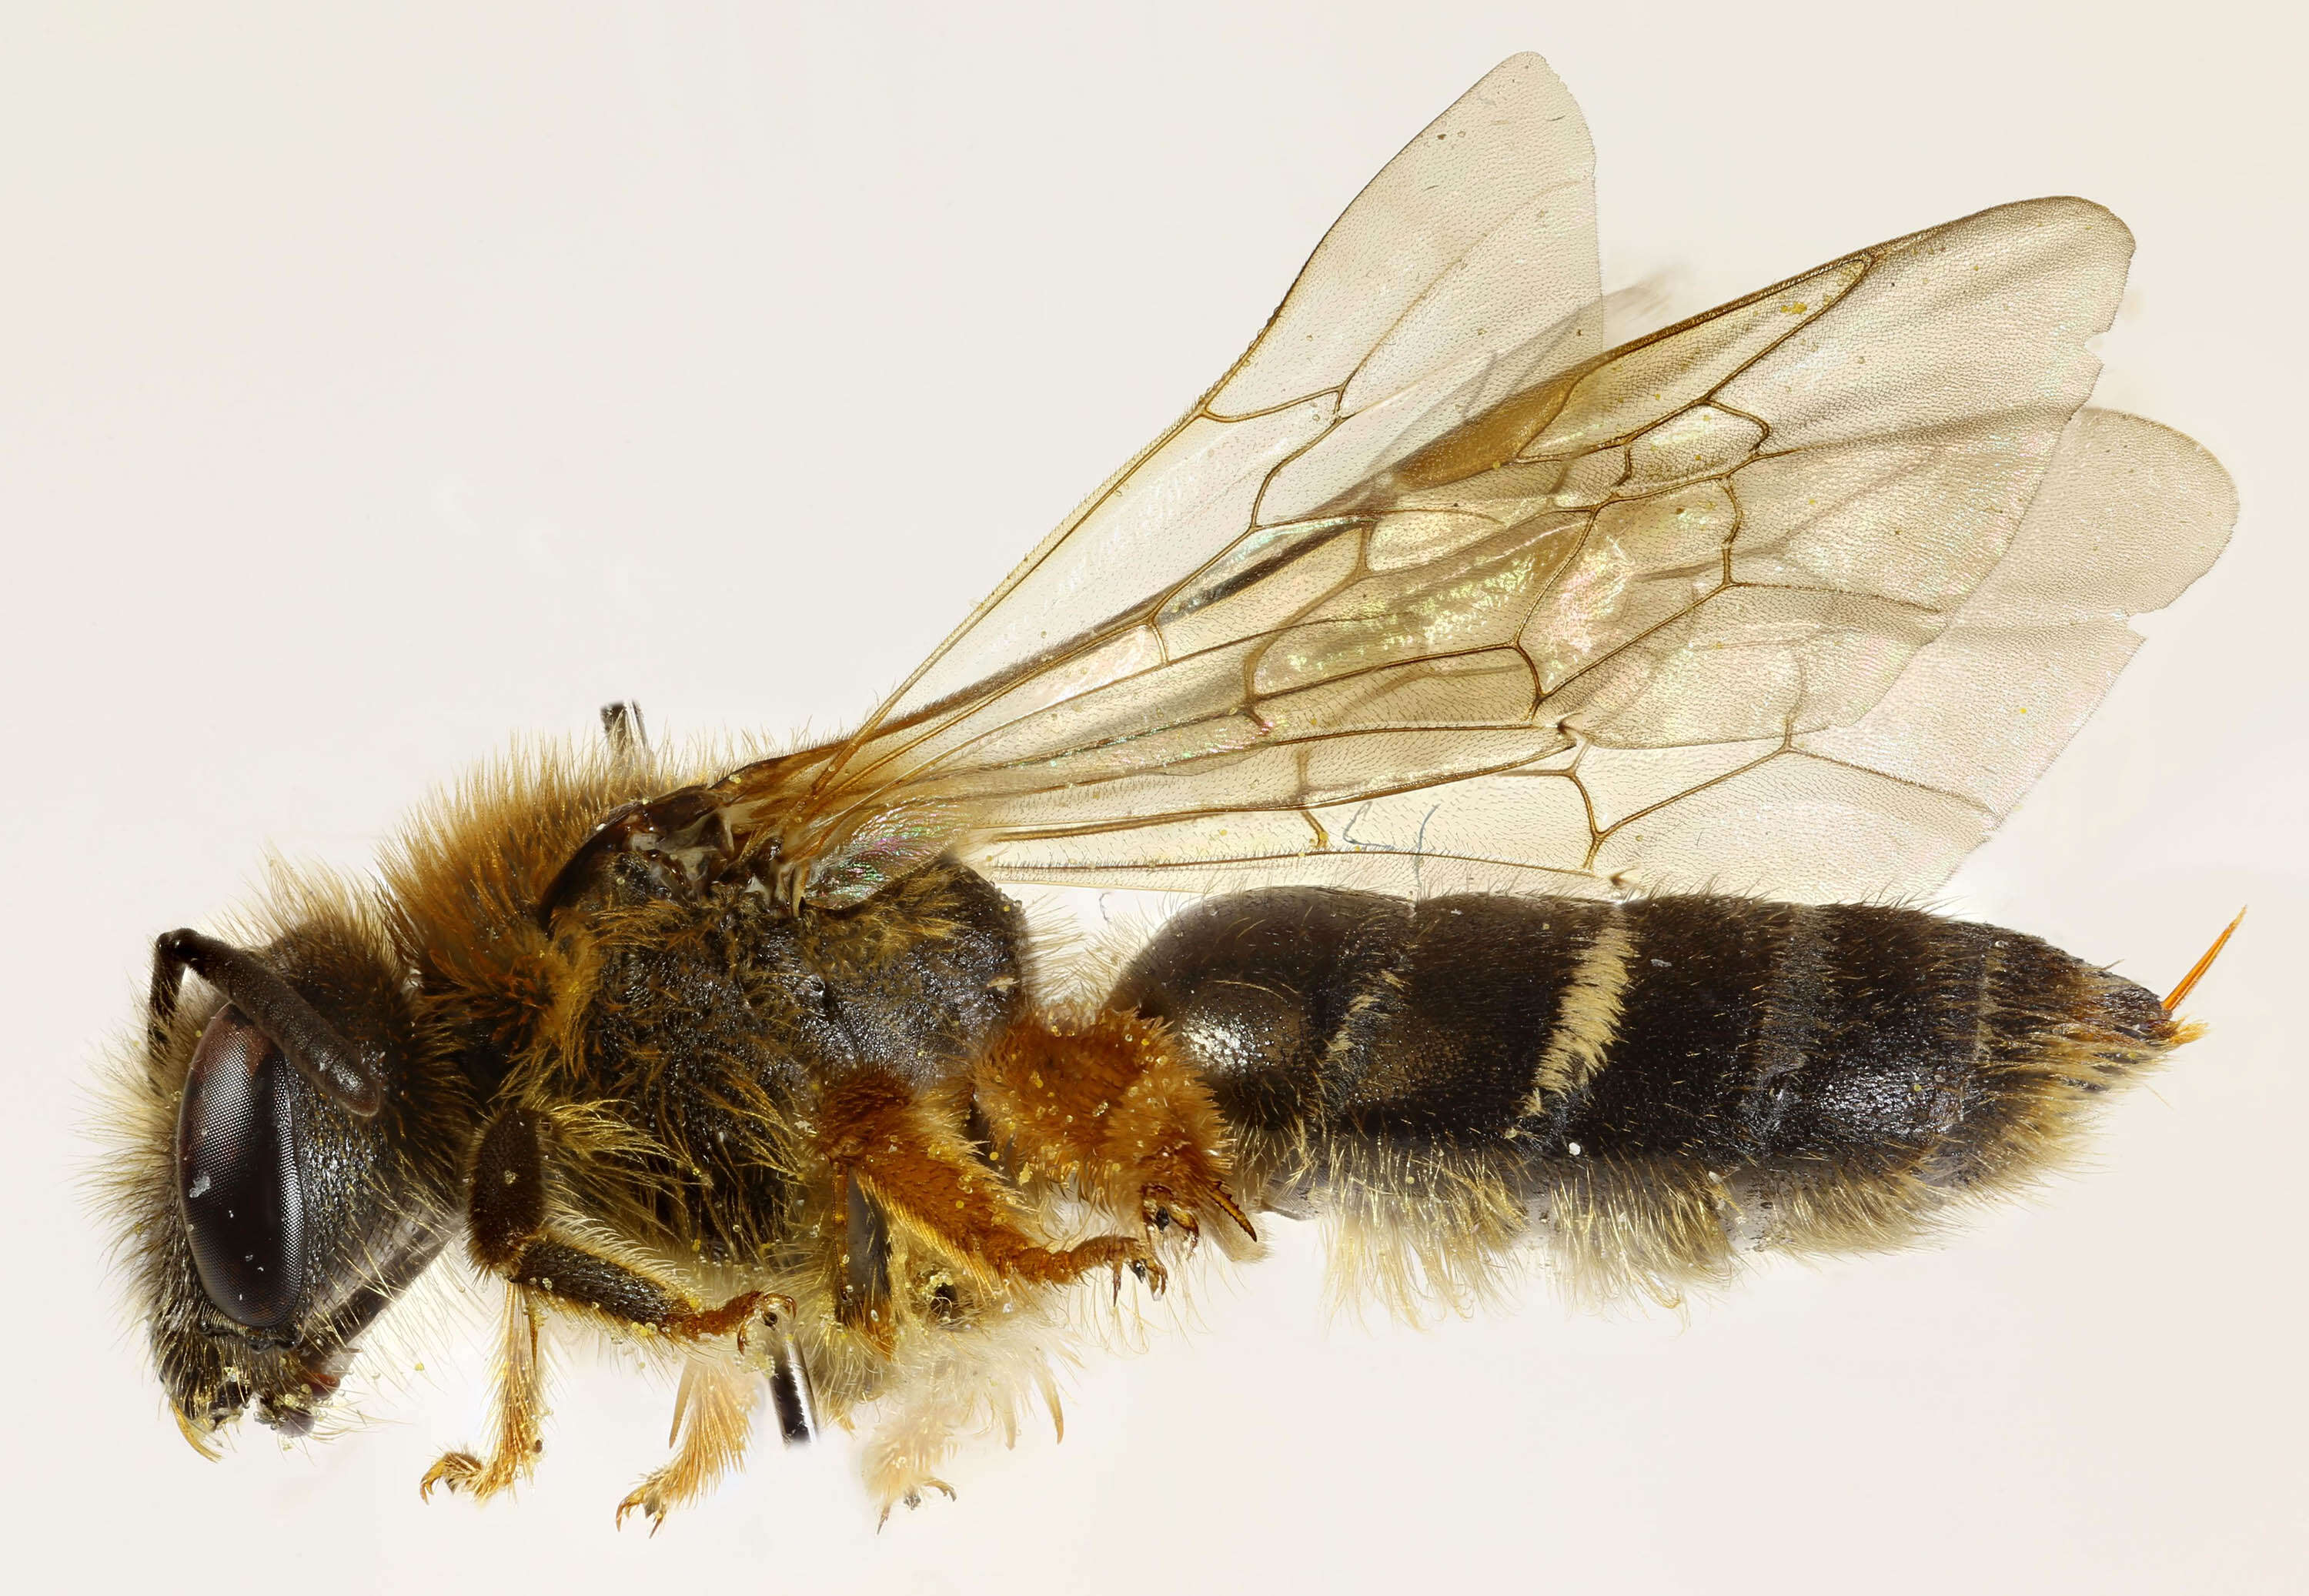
[383,750,1027,1268]
[541,856,1024,1264]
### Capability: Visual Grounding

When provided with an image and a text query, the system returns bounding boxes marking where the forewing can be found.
[854,52,1602,738]
[730,69,2229,909]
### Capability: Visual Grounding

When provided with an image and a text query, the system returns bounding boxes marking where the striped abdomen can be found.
[1114,890,2184,1308]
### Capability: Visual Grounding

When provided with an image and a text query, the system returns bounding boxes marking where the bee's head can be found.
[100,880,467,1453]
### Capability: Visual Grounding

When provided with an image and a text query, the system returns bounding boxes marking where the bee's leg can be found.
[857,1327,1064,1526]
[615,1352,759,1535]
[418,1282,545,1504]
[817,1070,1166,1296]
[424,1104,771,1516]
[457,1104,764,1337]
[974,1011,1256,1244]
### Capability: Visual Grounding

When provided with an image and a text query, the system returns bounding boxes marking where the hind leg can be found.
[816,1068,1165,1308]
[974,1011,1255,1244]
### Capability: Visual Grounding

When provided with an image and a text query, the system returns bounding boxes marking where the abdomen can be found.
[1114,890,2184,1309]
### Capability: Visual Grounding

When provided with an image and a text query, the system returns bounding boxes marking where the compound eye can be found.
[175,1007,305,1330]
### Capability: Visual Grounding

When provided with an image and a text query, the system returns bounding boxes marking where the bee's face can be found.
[131,910,468,1452]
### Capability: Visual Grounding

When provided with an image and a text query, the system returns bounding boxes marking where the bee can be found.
[95,52,2238,1531]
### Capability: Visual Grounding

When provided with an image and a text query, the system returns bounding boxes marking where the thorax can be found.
[381,750,1026,1260]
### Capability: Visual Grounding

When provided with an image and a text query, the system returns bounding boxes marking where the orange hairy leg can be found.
[815,1070,1165,1301]
[975,1012,1255,1244]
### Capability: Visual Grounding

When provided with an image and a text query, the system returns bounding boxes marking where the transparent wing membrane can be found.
[961,406,2231,905]
[874,53,1603,729]
[715,59,2232,910]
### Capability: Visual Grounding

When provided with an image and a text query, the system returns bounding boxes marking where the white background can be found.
[5,4,2303,1591]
